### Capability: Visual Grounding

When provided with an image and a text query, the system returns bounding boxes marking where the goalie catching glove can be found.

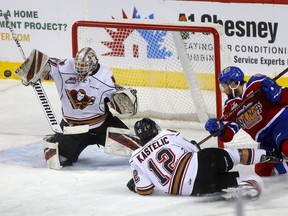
[126,178,136,193]
[15,49,50,86]
[109,88,138,115]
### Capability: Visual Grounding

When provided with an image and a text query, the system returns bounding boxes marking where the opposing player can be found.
[16,48,138,169]
[205,66,288,176]
[127,118,282,199]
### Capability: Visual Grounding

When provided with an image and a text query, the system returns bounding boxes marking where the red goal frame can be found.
[72,20,224,147]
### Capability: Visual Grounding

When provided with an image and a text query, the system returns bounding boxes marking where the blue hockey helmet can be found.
[218,66,244,84]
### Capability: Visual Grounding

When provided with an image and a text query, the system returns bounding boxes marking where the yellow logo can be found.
[237,102,262,129]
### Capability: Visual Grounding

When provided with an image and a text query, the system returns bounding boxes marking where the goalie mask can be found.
[74,47,98,82]
[134,118,160,146]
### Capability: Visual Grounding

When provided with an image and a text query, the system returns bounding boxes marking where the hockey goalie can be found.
[15,47,140,169]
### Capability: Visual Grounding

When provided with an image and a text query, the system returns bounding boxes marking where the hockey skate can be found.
[221,180,261,201]
[260,151,283,163]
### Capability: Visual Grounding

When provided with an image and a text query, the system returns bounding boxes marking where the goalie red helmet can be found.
[134,118,160,145]
[218,66,244,85]
[74,47,98,82]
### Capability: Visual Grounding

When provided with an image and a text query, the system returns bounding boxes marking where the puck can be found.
[4,70,12,77]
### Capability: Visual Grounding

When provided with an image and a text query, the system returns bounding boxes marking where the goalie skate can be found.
[221,181,261,201]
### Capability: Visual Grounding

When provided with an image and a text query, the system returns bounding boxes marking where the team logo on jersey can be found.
[65,77,77,84]
[237,102,262,129]
[65,89,95,110]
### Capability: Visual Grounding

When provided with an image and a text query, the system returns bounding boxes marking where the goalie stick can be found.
[198,66,288,145]
[3,13,62,133]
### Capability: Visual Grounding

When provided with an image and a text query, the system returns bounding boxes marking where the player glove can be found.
[205,118,224,137]
[190,140,201,151]
[126,178,136,193]
[261,77,282,102]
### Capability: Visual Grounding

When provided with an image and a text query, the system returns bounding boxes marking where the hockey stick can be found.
[198,67,288,145]
[4,13,62,133]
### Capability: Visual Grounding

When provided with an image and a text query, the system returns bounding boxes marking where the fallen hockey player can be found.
[127,118,283,200]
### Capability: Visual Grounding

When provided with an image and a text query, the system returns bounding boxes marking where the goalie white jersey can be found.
[48,58,118,129]
[129,130,200,195]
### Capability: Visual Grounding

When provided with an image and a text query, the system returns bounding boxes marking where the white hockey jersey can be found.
[48,58,118,129]
[129,130,200,195]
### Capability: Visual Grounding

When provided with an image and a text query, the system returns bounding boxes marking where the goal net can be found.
[72,20,231,130]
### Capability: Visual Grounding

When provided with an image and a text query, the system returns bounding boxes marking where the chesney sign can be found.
[178,9,287,74]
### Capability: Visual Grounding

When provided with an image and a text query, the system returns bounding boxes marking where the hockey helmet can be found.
[134,118,160,145]
[218,66,244,85]
[74,47,98,80]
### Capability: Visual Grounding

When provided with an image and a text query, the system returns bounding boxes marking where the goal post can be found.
[71,19,231,147]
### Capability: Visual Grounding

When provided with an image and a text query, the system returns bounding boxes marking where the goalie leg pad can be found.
[43,135,62,170]
[104,127,141,157]
[16,49,50,86]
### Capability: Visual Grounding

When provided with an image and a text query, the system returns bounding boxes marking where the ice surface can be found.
[0,80,287,216]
